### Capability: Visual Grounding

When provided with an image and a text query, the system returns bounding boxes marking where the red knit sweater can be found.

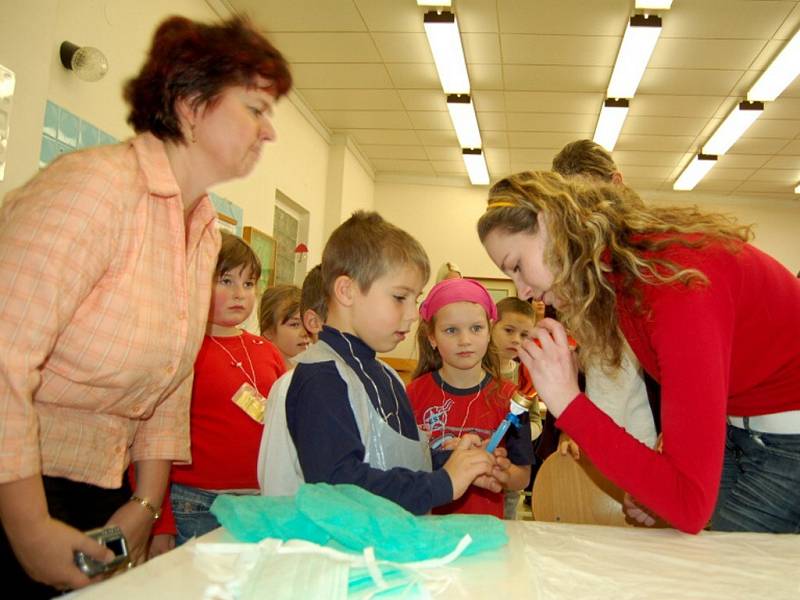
[557,239,800,533]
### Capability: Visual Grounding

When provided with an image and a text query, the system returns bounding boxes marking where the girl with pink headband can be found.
[407,278,534,518]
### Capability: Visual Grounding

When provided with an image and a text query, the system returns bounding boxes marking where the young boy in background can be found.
[259,211,506,513]
[492,297,543,518]
[299,264,326,341]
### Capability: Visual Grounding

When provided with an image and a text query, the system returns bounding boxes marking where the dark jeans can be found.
[711,423,800,533]
[171,483,221,546]
[0,475,131,599]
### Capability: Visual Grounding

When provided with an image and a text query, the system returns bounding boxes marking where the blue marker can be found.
[486,394,535,452]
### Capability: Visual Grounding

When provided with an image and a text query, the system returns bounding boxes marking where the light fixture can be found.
[593,98,629,151]
[60,41,108,82]
[747,28,800,102]
[417,0,452,5]
[446,94,482,149]
[607,14,662,99]
[635,0,672,9]
[795,182,800,194]
[702,101,764,156]
[673,154,717,191]
[462,148,489,185]
[423,11,470,94]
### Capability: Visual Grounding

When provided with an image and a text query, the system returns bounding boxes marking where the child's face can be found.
[351,264,425,353]
[492,311,536,362]
[429,302,491,372]
[209,264,257,328]
[266,310,310,360]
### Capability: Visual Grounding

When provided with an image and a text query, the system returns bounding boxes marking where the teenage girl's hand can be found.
[517,318,581,418]
[623,493,658,527]
[148,534,175,559]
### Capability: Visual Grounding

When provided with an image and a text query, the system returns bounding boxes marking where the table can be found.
[72,521,799,599]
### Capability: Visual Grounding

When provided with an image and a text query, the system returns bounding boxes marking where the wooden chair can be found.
[532,452,629,527]
[378,356,418,385]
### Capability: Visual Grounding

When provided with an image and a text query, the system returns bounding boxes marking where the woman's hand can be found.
[105,500,156,567]
[517,318,581,418]
[148,534,175,559]
[558,432,581,460]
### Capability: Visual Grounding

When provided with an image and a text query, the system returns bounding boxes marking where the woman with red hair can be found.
[0,15,290,596]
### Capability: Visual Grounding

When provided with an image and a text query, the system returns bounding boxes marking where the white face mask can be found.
[191,535,472,599]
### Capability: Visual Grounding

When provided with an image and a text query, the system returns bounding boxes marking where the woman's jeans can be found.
[171,483,222,546]
[711,423,800,533]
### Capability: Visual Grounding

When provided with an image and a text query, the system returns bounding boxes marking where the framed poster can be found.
[467,277,517,303]
[243,226,277,292]
[216,212,238,235]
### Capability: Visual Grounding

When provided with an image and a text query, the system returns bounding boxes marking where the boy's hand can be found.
[558,433,581,460]
[148,534,175,559]
[443,445,495,500]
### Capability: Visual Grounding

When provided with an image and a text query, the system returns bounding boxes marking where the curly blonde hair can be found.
[477,171,752,367]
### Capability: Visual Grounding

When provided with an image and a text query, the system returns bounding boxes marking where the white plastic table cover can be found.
[71,520,799,599]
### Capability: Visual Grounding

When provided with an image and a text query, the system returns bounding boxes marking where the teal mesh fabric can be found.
[211,484,507,561]
[210,494,330,544]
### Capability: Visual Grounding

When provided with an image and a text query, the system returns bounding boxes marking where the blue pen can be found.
[485,394,535,452]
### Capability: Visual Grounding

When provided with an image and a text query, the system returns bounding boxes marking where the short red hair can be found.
[124,15,291,143]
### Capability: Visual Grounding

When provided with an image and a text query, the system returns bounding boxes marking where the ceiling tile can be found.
[627,95,727,119]
[482,131,509,147]
[508,131,592,149]
[509,161,552,173]
[616,135,695,153]
[469,64,505,90]
[454,0,500,33]
[704,167,756,181]
[693,180,744,194]
[316,110,412,130]
[463,33,502,64]
[501,35,619,66]
[649,38,767,70]
[240,0,366,32]
[506,112,597,133]
[618,165,674,179]
[742,119,800,140]
[746,168,800,183]
[659,0,795,39]
[291,64,393,89]
[613,150,684,167]
[498,0,629,35]
[354,0,424,32]
[623,116,710,137]
[781,140,800,154]
[509,148,564,164]
[504,65,610,92]
[359,145,428,160]
[730,137,792,154]
[762,98,800,120]
[386,63,440,88]
[266,33,381,63]
[736,180,798,193]
[477,112,508,131]
[472,91,506,112]
[761,155,800,169]
[425,146,463,161]
[300,89,404,110]
[398,90,447,112]
[371,159,435,175]
[343,129,421,146]
[372,33,431,63]
[409,111,452,130]
[417,129,459,146]
[715,154,771,169]
[433,160,467,174]
[504,91,602,113]
[638,69,744,96]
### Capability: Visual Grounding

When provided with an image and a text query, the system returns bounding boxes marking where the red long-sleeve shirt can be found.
[557,238,800,533]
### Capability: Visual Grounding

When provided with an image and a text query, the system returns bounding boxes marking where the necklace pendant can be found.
[232,361,242,368]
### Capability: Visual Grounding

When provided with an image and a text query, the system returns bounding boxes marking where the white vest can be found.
[258,340,431,496]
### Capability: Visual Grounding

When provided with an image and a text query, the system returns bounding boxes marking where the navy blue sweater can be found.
[286,326,452,514]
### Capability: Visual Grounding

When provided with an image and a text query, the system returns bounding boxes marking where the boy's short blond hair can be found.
[322,211,430,299]
[495,297,536,322]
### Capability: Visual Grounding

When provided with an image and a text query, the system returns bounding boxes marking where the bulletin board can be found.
[243,226,277,292]
[468,277,517,303]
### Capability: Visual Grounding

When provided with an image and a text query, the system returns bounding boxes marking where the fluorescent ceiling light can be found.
[635,0,672,9]
[463,149,489,185]
[423,11,470,94]
[446,94,482,149]
[417,0,451,5]
[747,29,800,101]
[795,182,800,194]
[593,98,629,151]
[673,154,717,191]
[607,14,662,99]
[702,101,763,156]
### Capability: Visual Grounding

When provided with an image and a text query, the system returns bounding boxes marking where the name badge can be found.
[232,383,266,423]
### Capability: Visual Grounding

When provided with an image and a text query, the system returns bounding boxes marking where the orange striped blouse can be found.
[0,133,220,488]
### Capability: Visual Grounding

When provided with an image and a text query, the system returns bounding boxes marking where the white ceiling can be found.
[228,0,800,200]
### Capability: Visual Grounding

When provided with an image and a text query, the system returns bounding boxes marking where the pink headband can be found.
[419,278,498,322]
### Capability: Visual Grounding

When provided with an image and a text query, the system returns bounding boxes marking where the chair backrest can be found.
[532,452,629,527]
